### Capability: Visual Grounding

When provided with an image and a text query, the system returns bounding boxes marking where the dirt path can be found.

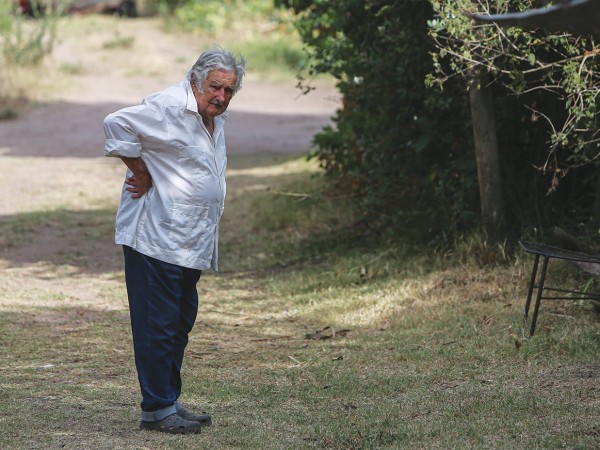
[0,65,339,159]
[0,15,339,196]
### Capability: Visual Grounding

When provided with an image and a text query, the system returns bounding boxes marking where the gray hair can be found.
[187,47,246,94]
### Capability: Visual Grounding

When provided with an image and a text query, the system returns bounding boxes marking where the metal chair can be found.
[519,240,600,335]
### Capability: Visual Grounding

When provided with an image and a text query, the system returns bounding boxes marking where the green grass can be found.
[101,34,135,50]
[2,152,599,449]
[161,0,320,82]
[229,36,307,80]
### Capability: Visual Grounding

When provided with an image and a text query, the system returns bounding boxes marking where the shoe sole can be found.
[139,423,202,434]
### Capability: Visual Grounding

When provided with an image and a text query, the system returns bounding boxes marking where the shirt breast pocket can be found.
[179,146,215,177]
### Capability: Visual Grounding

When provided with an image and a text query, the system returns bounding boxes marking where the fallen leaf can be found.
[288,355,302,364]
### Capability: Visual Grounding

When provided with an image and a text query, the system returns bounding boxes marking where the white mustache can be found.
[209,99,224,108]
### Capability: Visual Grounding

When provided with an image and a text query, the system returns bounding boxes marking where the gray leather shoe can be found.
[177,408,212,427]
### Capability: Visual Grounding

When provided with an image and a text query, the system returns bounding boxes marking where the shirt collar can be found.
[184,79,199,114]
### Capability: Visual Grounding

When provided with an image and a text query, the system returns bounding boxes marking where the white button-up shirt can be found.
[103,80,227,271]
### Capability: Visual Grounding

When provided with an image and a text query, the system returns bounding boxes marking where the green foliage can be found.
[428,0,600,231]
[170,0,277,33]
[281,0,476,243]
[229,35,306,76]
[0,1,62,66]
[163,0,305,78]
[0,106,18,120]
[283,0,600,244]
[0,1,63,118]
[157,0,185,14]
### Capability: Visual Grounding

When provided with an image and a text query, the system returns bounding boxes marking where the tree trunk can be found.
[469,79,505,241]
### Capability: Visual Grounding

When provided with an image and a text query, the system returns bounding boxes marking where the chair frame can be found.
[519,240,600,335]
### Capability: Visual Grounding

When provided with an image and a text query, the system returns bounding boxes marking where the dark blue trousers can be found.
[123,246,202,415]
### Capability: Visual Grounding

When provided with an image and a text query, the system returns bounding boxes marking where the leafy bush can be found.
[226,36,306,80]
[169,0,279,33]
[0,1,62,66]
[0,0,63,118]
[429,0,600,214]
[279,0,475,244]
[282,0,600,245]
[163,0,305,77]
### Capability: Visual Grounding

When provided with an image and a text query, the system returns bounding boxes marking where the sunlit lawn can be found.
[0,150,599,449]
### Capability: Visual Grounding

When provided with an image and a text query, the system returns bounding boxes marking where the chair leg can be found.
[524,254,540,320]
[529,256,550,336]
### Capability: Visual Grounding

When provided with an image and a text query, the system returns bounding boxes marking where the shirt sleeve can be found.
[103,98,166,158]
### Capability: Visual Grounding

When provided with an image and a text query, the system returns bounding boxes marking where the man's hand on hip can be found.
[120,157,153,199]
[125,173,152,198]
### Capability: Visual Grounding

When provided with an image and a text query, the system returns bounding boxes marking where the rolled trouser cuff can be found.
[141,404,178,422]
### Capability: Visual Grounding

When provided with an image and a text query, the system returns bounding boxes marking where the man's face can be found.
[192,69,237,120]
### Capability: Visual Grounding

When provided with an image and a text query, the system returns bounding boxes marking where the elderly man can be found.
[103,48,246,434]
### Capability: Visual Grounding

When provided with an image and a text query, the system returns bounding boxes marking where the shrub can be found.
[279,0,475,244]
[282,0,600,245]
[0,1,63,118]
